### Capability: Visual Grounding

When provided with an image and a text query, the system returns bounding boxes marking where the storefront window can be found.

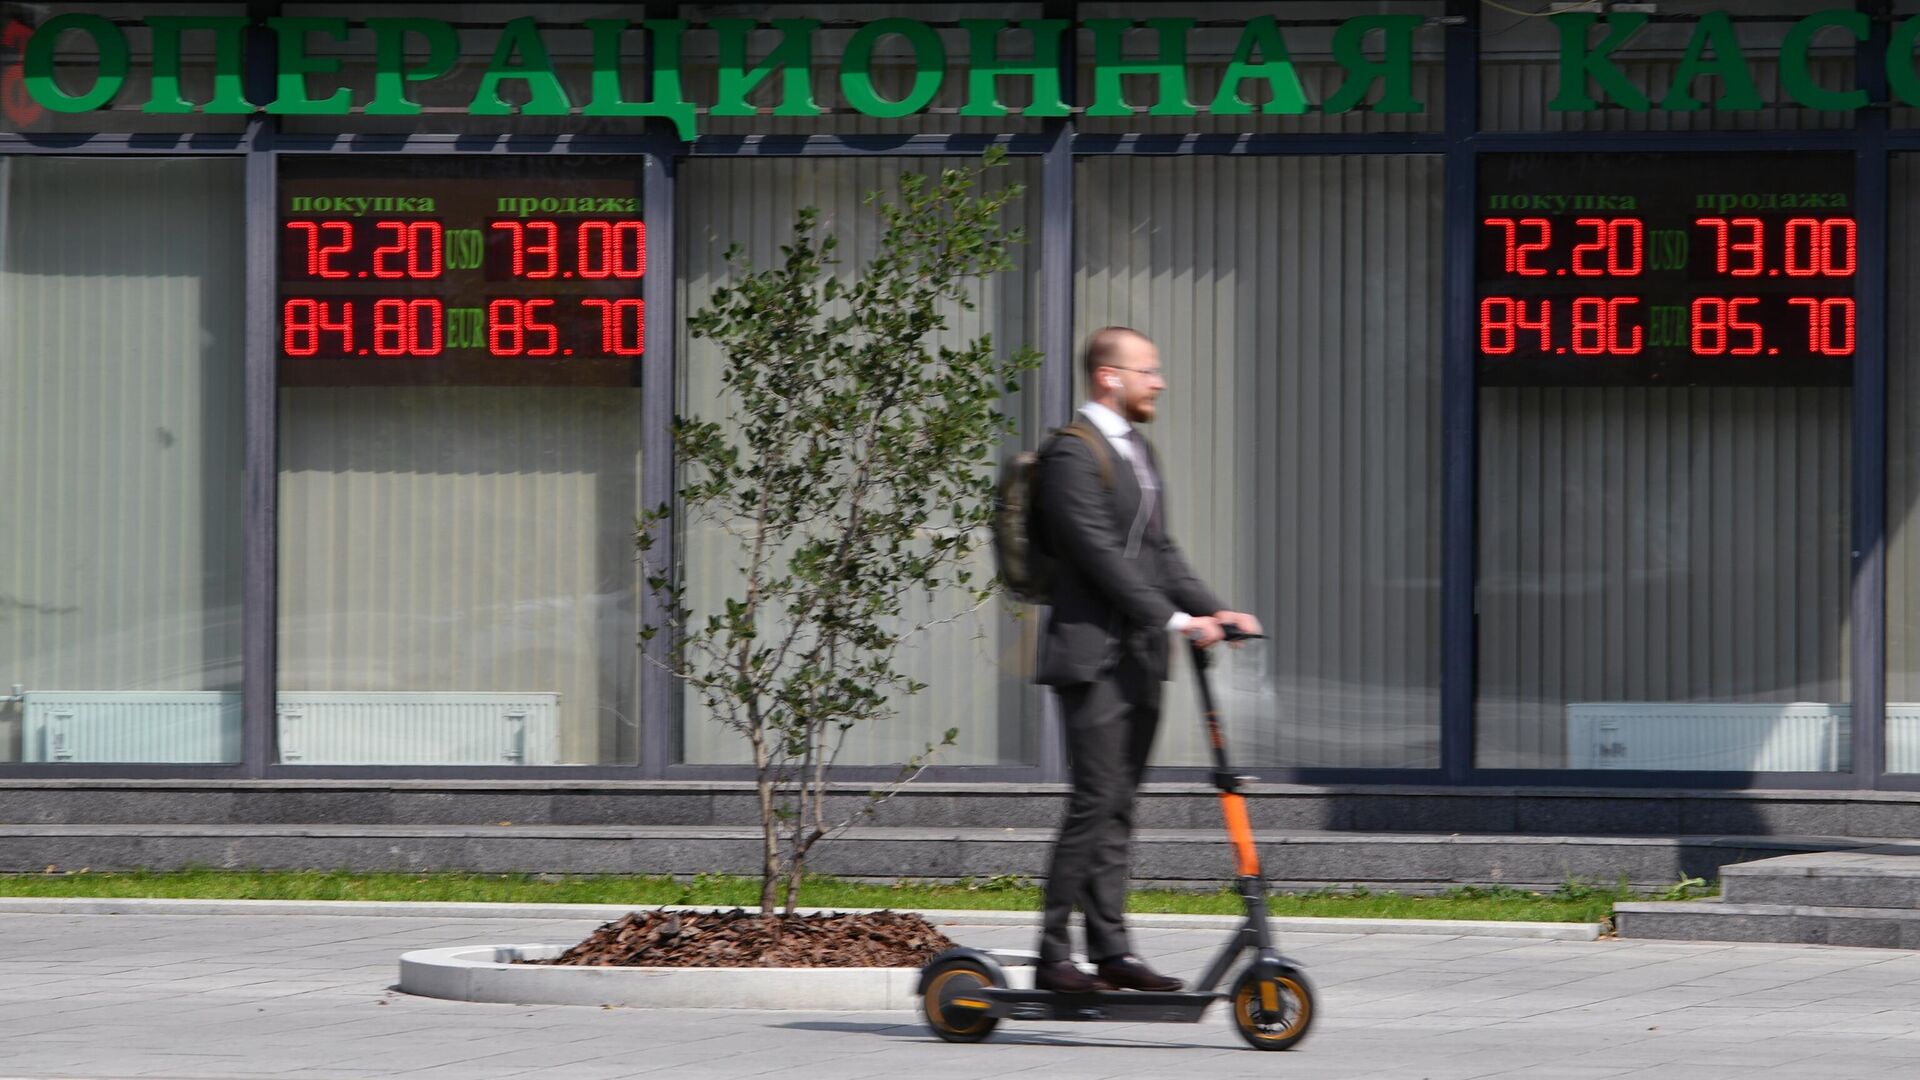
[274,155,644,766]
[1885,153,1920,775]
[677,155,1043,767]
[0,156,246,763]
[1475,149,1854,773]
[1076,154,1444,769]
[1478,387,1852,771]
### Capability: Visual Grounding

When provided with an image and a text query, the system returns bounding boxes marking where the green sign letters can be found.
[11,10,1918,140]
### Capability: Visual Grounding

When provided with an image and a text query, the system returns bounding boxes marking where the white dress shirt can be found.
[1079,401,1192,634]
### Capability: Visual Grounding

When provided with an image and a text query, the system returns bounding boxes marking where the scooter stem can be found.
[1189,627,1266,878]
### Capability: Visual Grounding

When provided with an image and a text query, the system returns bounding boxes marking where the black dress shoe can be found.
[1096,955,1185,992]
[1035,960,1111,993]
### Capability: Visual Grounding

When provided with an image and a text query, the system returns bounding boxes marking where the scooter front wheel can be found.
[1228,964,1314,1051]
[920,956,1002,1044]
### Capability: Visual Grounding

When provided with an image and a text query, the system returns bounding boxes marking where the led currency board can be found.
[1476,153,1855,387]
[278,157,643,387]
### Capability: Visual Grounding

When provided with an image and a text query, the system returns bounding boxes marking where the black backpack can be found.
[993,419,1114,604]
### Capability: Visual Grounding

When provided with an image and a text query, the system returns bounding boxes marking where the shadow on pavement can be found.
[771,1020,1223,1050]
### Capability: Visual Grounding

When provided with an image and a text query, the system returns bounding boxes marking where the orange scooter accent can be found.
[1220,792,1262,878]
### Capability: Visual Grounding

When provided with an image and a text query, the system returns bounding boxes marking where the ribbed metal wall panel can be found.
[1075,155,1444,769]
[0,157,246,764]
[276,388,643,766]
[1478,387,1852,770]
[677,156,1042,766]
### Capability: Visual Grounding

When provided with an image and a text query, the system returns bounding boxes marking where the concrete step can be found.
[1,824,1910,890]
[7,780,1920,838]
[1615,898,1920,949]
[1720,849,1920,908]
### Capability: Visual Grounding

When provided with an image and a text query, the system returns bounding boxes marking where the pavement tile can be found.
[1,913,1918,1078]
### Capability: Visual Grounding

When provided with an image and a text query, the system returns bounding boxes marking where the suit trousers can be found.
[1038,654,1163,964]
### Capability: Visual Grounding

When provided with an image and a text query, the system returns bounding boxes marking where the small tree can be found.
[638,151,1040,917]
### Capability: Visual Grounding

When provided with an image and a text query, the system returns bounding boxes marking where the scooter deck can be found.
[980,986,1221,1023]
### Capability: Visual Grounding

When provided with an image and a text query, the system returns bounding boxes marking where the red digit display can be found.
[371,299,444,356]
[1691,297,1764,356]
[1790,297,1856,356]
[283,299,354,356]
[1568,297,1642,356]
[1485,217,1552,276]
[287,221,354,279]
[371,221,444,280]
[493,220,562,279]
[279,159,645,386]
[582,298,647,356]
[488,299,562,357]
[1696,217,1765,276]
[1478,153,1854,387]
[1479,297,1549,355]
[577,222,647,279]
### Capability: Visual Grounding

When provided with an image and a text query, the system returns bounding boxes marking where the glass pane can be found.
[274,156,644,766]
[677,156,1043,766]
[1481,0,1857,133]
[1478,386,1851,771]
[1886,153,1920,774]
[1476,149,1854,773]
[0,157,245,763]
[1076,1,1444,135]
[1076,155,1444,768]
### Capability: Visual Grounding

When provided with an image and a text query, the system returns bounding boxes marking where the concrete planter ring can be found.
[399,944,947,1010]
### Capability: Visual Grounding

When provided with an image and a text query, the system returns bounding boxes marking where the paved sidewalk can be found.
[1,912,1917,1080]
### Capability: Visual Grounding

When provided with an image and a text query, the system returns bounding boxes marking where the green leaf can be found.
[637,152,1035,906]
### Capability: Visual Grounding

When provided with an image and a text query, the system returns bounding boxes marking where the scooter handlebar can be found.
[1220,623,1264,644]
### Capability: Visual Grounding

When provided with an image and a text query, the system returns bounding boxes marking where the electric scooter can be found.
[917,626,1315,1051]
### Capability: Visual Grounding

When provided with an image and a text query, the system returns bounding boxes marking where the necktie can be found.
[1123,429,1164,537]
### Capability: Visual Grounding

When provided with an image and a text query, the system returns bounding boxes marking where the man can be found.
[1032,326,1263,994]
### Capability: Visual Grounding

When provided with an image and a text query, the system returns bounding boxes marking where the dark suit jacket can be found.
[1034,418,1224,686]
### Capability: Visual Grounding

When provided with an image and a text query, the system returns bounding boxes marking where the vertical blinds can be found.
[1884,154,1920,771]
[677,156,1043,767]
[276,387,644,765]
[1076,155,1445,769]
[0,158,246,732]
[1477,387,1852,769]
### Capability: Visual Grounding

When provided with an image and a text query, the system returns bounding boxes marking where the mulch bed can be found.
[527,909,957,969]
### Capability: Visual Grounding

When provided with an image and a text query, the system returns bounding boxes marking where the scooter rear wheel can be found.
[1229,964,1314,1051]
[920,957,1002,1043]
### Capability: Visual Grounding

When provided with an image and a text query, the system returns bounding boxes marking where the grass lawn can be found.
[0,870,1714,924]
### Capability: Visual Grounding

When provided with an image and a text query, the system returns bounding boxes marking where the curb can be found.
[397,944,927,1010]
[0,896,1603,940]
